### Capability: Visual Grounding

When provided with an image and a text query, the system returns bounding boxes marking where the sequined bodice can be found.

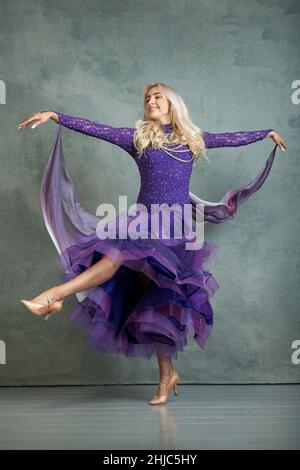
[134,123,194,208]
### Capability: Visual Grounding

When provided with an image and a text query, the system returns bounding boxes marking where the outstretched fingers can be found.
[18,113,43,130]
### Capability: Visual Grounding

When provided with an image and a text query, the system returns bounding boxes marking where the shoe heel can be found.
[173,385,178,396]
[44,300,63,321]
[44,312,54,321]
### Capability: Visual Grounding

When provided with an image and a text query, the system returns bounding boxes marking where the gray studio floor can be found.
[0,384,299,450]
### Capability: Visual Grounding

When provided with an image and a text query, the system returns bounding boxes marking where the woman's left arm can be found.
[203,129,286,151]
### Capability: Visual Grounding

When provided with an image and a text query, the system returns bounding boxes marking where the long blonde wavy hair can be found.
[133,82,208,163]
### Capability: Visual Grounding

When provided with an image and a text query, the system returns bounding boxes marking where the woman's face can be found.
[145,86,171,123]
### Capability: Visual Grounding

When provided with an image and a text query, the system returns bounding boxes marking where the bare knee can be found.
[102,256,122,276]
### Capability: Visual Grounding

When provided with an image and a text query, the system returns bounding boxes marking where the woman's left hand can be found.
[267,131,287,152]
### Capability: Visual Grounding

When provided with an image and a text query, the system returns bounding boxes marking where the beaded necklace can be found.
[161,130,194,162]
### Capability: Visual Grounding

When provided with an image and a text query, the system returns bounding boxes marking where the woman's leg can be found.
[155,344,175,382]
[31,256,123,303]
[149,346,180,404]
[136,274,176,386]
[137,274,176,383]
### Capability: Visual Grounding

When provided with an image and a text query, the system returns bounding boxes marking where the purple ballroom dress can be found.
[40,111,278,359]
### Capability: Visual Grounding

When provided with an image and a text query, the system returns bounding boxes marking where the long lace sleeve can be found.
[44,110,137,157]
[202,129,273,149]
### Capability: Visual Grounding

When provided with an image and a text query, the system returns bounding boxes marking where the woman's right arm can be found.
[18,110,137,157]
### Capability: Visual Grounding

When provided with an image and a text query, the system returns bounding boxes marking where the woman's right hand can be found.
[18,111,58,130]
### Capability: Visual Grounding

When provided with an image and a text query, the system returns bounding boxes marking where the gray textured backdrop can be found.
[0,0,299,385]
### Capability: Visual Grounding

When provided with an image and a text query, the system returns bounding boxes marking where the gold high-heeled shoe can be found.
[149,369,180,405]
[20,295,63,321]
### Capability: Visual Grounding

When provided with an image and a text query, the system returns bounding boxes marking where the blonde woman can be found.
[18,82,286,405]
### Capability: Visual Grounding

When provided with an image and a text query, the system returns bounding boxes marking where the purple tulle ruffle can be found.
[55,207,220,359]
